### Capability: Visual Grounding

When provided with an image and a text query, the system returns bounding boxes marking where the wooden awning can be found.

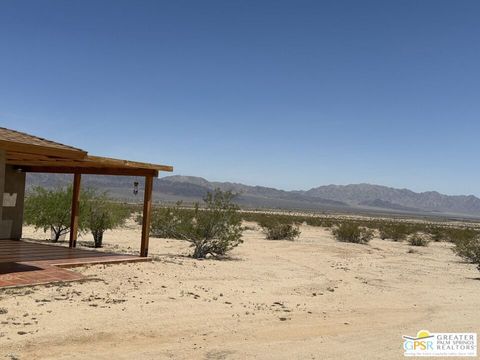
[1,126,173,257]
[1,127,173,176]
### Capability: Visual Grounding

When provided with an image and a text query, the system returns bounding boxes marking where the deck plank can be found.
[0,239,148,288]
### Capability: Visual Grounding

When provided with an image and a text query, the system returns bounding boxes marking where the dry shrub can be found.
[378,223,411,241]
[453,234,480,271]
[332,223,373,244]
[408,233,430,247]
[147,190,243,259]
[149,203,193,239]
[262,223,300,241]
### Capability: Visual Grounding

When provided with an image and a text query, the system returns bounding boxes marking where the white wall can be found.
[0,149,5,223]
[0,152,27,239]
[2,165,26,239]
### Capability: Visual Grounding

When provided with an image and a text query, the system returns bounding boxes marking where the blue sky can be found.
[1,1,479,195]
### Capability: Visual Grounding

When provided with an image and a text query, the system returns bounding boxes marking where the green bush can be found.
[319,219,334,228]
[24,186,90,242]
[378,223,410,241]
[84,193,130,248]
[453,234,480,270]
[427,226,448,242]
[408,233,430,247]
[149,203,193,239]
[262,223,300,240]
[240,212,332,229]
[190,190,243,258]
[445,228,479,243]
[153,190,244,259]
[332,223,373,244]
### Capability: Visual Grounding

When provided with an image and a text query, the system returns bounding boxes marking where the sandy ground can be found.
[1,220,479,359]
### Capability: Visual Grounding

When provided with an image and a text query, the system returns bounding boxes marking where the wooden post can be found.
[69,173,82,248]
[140,175,153,257]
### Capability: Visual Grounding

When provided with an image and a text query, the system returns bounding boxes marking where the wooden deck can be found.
[0,239,148,288]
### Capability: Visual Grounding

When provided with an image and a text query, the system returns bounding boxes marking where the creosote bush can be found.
[453,234,480,271]
[446,228,479,244]
[149,202,194,239]
[408,233,430,247]
[24,186,90,242]
[83,192,130,248]
[240,212,333,228]
[140,200,480,265]
[378,223,411,241]
[24,186,130,247]
[148,189,243,259]
[262,223,300,241]
[332,223,373,244]
[428,227,448,242]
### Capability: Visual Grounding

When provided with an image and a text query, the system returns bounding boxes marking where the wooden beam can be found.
[140,176,154,257]
[87,155,173,172]
[7,158,173,172]
[18,166,159,177]
[69,173,82,248]
[6,151,62,161]
[6,154,172,172]
[0,139,87,159]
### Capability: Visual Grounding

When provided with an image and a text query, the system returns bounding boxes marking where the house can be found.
[0,126,173,257]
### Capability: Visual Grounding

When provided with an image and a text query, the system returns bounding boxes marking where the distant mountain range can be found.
[26,174,480,218]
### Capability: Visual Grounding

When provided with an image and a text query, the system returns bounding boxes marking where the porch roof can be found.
[0,127,173,176]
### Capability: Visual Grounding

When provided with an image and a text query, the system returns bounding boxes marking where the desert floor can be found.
[1,220,479,359]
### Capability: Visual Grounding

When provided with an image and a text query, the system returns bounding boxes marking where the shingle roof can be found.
[0,127,86,155]
[0,126,173,175]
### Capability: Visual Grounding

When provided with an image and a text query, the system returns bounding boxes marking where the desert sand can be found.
[1,219,479,359]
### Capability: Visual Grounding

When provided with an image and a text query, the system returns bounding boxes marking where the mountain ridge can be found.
[25,173,480,217]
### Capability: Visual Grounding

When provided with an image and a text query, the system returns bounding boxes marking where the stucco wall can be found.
[0,149,5,224]
[1,166,26,239]
[0,150,26,240]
